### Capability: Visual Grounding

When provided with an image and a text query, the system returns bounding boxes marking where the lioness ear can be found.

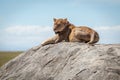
[64,18,67,21]
[64,18,69,23]
[53,18,56,22]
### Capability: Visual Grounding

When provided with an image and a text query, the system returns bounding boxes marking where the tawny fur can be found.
[41,18,99,46]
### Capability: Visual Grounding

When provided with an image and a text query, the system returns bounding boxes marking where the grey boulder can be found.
[0,42,120,80]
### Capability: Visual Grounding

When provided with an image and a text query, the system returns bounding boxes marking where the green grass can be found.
[0,51,23,67]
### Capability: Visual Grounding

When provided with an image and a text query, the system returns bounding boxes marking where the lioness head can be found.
[53,18,69,34]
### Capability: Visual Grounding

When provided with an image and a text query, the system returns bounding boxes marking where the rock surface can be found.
[0,42,120,80]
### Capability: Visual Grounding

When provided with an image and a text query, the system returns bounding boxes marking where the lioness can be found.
[41,18,99,46]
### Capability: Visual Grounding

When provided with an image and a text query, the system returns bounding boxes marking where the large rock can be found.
[0,42,120,80]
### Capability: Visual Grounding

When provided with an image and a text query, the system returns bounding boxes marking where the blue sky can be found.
[0,0,120,51]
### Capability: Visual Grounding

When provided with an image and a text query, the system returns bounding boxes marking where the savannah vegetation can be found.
[0,51,23,67]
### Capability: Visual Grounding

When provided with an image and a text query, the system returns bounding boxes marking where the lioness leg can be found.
[87,31,95,44]
[41,34,59,46]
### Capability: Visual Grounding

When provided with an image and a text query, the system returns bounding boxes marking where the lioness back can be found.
[69,26,99,43]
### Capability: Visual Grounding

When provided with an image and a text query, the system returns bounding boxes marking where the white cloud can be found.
[0,25,54,51]
[0,25,120,51]
[95,25,120,30]
[94,25,120,44]
[4,25,53,36]
[94,25,120,31]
